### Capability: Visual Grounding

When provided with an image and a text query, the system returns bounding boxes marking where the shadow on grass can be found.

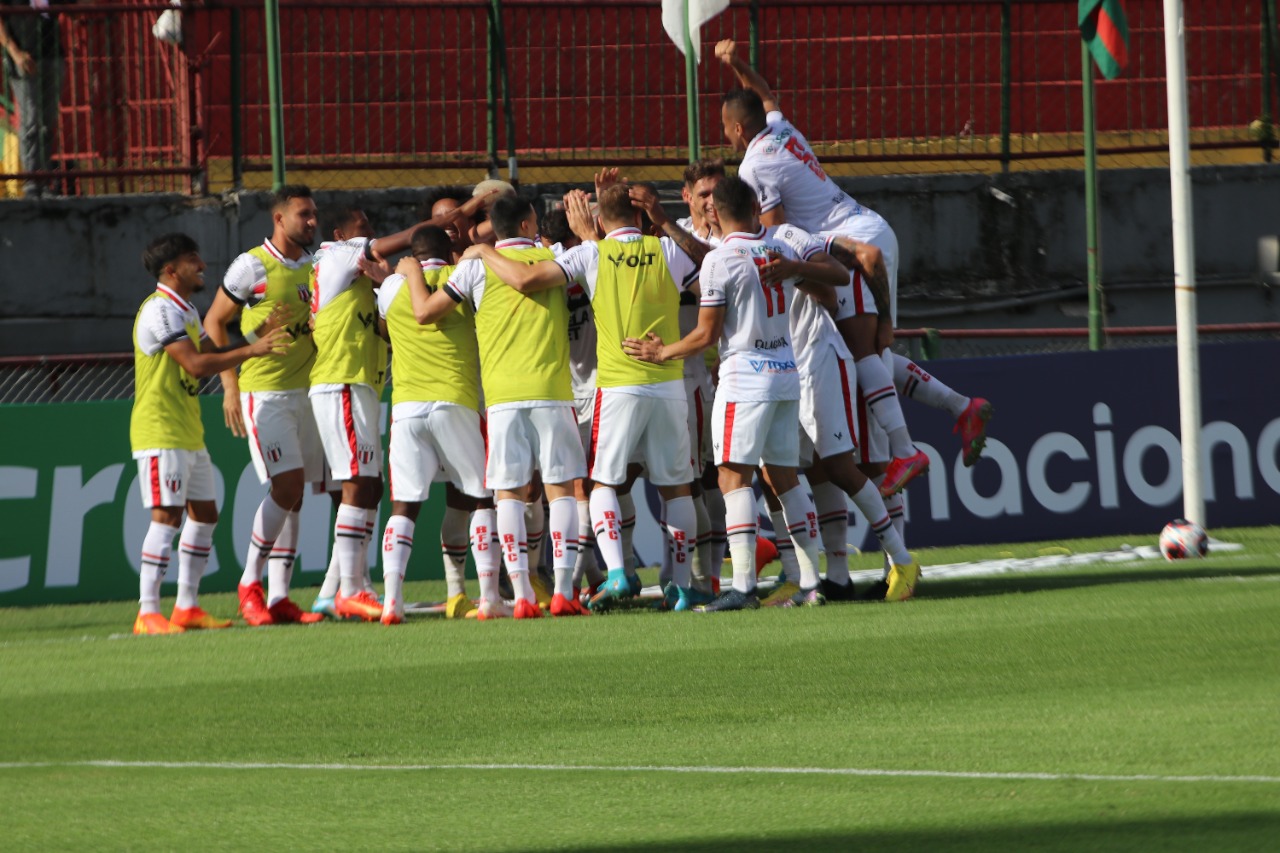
[913,564,1280,601]
[557,813,1280,852]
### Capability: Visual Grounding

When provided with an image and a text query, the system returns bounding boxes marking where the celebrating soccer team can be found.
[127,41,992,633]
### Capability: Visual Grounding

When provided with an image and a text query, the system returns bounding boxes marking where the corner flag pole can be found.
[684,0,701,162]
[1161,0,1205,527]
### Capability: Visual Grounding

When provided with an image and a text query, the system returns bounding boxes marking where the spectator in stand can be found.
[0,0,70,197]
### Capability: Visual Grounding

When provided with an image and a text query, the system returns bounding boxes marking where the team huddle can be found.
[126,41,992,634]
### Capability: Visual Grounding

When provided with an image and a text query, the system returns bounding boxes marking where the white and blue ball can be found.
[1159,519,1209,560]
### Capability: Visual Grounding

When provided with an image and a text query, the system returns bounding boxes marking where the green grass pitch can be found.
[2,527,1279,851]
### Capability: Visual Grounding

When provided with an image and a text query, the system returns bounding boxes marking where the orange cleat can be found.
[238,582,275,626]
[755,536,779,575]
[380,608,404,626]
[954,398,994,467]
[879,449,930,497]
[513,598,544,619]
[475,599,513,621]
[550,593,590,616]
[267,597,324,624]
[170,606,233,630]
[335,590,384,622]
[133,612,184,635]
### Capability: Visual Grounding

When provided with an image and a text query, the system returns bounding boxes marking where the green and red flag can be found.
[1080,0,1131,79]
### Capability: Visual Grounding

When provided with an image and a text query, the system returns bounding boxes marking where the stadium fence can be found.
[0,0,1276,196]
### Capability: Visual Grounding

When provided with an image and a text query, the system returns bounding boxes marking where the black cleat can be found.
[860,579,889,602]
[820,577,859,602]
[698,588,761,612]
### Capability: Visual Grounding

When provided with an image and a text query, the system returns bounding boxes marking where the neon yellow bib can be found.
[310,271,387,389]
[238,244,315,392]
[593,236,683,388]
[385,263,480,410]
[130,292,203,452]
[474,246,571,406]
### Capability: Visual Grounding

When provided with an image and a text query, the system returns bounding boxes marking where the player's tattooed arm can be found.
[826,237,891,316]
[629,184,709,267]
[714,39,780,113]
[623,305,725,365]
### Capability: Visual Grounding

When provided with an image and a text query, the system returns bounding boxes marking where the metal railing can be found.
[1,0,1276,196]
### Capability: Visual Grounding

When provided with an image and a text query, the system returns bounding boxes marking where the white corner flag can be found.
[662,0,730,63]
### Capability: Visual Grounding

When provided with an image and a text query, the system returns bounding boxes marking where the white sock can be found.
[884,488,907,574]
[139,521,179,614]
[496,498,532,602]
[703,486,727,570]
[440,507,470,599]
[691,494,714,593]
[856,354,914,459]
[892,352,969,420]
[267,509,300,607]
[471,508,500,604]
[769,509,800,584]
[362,510,378,596]
[319,542,341,599]
[525,498,545,571]
[617,492,637,572]
[811,482,850,585]
[723,487,758,593]
[548,496,578,598]
[176,519,216,609]
[334,504,367,597]
[778,486,822,590]
[589,486,626,571]
[663,495,696,590]
[851,479,911,567]
[241,495,289,587]
[573,499,598,588]
[381,514,414,596]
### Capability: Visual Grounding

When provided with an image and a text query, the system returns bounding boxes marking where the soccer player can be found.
[130,233,289,634]
[375,227,496,624]
[413,195,585,619]
[203,184,325,626]
[715,39,953,497]
[624,177,849,611]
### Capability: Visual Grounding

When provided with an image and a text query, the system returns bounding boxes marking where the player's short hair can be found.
[410,225,454,261]
[541,208,574,246]
[596,183,635,225]
[322,204,364,239]
[142,232,200,278]
[723,88,766,131]
[489,195,535,240]
[418,187,469,221]
[271,184,312,212]
[682,158,726,187]
[711,175,758,223]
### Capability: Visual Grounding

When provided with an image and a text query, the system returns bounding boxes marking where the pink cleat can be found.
[879,449,930,497]
[954,398,994,467]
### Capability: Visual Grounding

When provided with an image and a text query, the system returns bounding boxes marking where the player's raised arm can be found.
[715,39,779,114]
[372,189,500,258]
[628,183,708,268]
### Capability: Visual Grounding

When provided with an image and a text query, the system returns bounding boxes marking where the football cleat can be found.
[880,450,930,497]
[759,581,801,607]
[170,606,232,630]
[475,599,513,621]
[819,577,859,602]
[379,608,404,626]
[445,593,476,620]
[588,569,637,612]
[529,573,554,609]
[238,582,275,626]
[782,586,826,608]
[626,571,644,597]
[955,398,994,468]
[674,586,714,612]
[755,536,780,574]
[133,612,184,635]
[267,597,324,624]
[697,588,761,612]
[861,578,890,602]
[550,593,590,616]
[335,590,384,622]
[884,560,921,603]
[513,598,544,619]
[310,595,341,619]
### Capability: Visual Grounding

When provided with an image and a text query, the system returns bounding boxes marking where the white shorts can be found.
[823,221,899,325]
[311,384,383,480]
[242,389,324,484]
[587,388,693,487]
[485,404,586,490]
[799,348,858,467]
[133,448,216,509]
[389,405,489,501]
[854,384,890,466]
[712,396,800,468]
[575,394,596,456]
[686,379,713,467]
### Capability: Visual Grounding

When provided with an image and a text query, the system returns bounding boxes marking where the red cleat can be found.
[267,597,324,624]
[755,536,779,575]
[880,449,930,497]
[239,582,275,626]
[513,598,544,619]
[550,593,590,616]
[954,397,994,467]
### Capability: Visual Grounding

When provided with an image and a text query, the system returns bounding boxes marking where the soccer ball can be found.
[1159,519,1209,560]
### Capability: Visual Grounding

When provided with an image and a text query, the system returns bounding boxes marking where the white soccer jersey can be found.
[310,237,374,312]
[136,285,206,354]
[222,240,313,306]
[738,110,887,236]
[676,216,722,248]
[566,278,597,400]
[769,224,853,374]
[699,227,804,402]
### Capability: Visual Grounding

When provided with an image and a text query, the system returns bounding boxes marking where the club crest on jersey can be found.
[264,443,283,463]
[296,283,311,303]
[165,475,182,493]
[357,443,375,465]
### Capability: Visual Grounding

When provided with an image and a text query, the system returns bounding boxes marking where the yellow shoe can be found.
[530,574,553,609]
[134,612,184,635]
[759,581,800,607]
[169,606,233,630]
[446,593,476,620]
[884,560,921,602]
